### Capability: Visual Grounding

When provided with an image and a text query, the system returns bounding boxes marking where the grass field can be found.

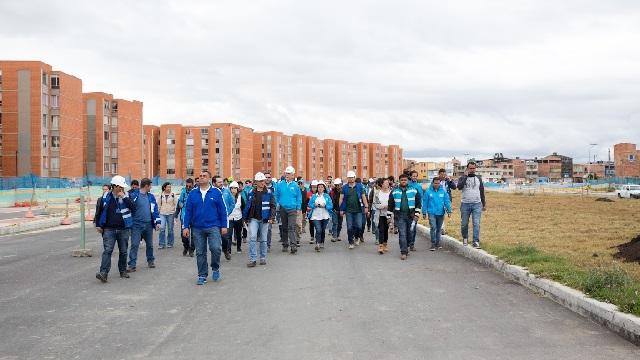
[424,191,640,315]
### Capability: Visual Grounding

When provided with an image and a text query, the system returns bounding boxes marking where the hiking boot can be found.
[183,249,188,256]
[96,272,108,283]
[120,272,130,278]
[348,244,355,249]
[400,254,407,260]
[148,261,156,268]
[383,244,389,252]
[189,250,194,257]
[127,266,136,273]
[472,242,481,249]
[247,261,257,268]
[463,238,468,246]
[409,245,416,252]
[378,245,384,254]
[259,258,267,265]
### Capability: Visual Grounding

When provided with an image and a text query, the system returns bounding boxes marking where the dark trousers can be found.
[366,214,372,230]
[181,220,195,251]
[99,228,130,274]
[222,219,243,252]
[309,214,315,238]
[378,216,389,244]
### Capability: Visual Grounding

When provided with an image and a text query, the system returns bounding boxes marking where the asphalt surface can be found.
[0,223,639,359]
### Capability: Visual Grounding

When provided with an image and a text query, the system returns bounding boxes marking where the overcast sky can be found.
[1,0,639,162]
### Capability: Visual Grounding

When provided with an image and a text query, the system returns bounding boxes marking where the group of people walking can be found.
[95,162,486,285]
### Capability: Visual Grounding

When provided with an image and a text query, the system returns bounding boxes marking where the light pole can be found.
[588,143,597,181]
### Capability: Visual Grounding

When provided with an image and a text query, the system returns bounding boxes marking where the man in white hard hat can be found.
[94,176,136,283]
[275,166,302,254]
[339,171,370,249]
[243,172,276,267]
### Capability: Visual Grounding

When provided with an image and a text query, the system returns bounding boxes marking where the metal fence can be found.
[0,175,189,191]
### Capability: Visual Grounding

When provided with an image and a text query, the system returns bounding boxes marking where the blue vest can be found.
[97,192,133,229]
[391,187,418,211]
[244,189,273,221]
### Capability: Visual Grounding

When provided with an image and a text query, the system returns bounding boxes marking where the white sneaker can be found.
[355,239,361,246]
[472,241,481,249]
[463,238,468,246]
[348,244,355,249]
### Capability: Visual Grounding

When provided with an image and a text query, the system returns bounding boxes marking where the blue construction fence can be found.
[0,175,188,190]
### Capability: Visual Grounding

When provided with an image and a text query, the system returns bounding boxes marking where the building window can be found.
[42,72,47,85]
[51,95,59,109]
[104,131,109,141]
[111,163,117,173]
[51,75,59,89]
[166,169,175,175]
[42,135,48,148]
[629,154,636,161]
[202,149,208,156]
[201,128,208,135]
[51,115,59,130]
[111,133,117,144]
[202,159,209,166]
[51,157,60,170]
[104,163,110,172]
[51,136,60,148]
[42,93,48,106]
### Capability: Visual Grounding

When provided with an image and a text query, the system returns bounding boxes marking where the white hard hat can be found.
[254,172,266,181]
[333,178,342,185]
[347,171,356,178]
[285,166,295,174]
[317,180,326,188]
[110,175,128,188]
[311,180,319,186]
[229,181,239,188]
[368,178,375,183]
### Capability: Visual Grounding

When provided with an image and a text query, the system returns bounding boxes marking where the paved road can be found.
[0,224,638,359]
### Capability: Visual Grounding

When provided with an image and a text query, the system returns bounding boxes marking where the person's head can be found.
[161,182,171,193]
[399,173,409,187]
[333,178,342,189]
[298,178,305,189]
[432,176,441,190]
[264,170,272,185]
[140,178,152,193]
[254,172,266,189]
[381,178,390,190]
[245,179,252,188]
[213,175,223,189]
[185,178,194,191]
[347,171,356,184]
[438,168,446,179]
[198,170,211,187]
[102,184,111,193]
[310,180,318,193]
[317,181,326,193]
[284,166,295,182]
[355,177,362,184]
[229,181,239,195]
[410,170,418,182]
[327,175,333,183]
[130,179,139,190]
[110,175,128,195]
[237,181,244,191]
[223,178,230,187]
[388,176,395,185]
[467,161,477,176]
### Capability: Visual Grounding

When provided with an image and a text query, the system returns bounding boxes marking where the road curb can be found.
[0,214,81,236]
[416,224,640,346]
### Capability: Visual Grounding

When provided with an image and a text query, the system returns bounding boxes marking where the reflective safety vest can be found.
[97,192,133,228]
[391,187,418,211]
[244,189,273,221]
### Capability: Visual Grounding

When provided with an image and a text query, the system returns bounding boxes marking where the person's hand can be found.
[482,206,486,212]
[182,228,190,238]
[447,213,452,218]
[221,228,228,235]
[155,224,161,231]
[268,219,273,224]
[96,227,103,234]
[116,189,125,198]
[340,211,344,216]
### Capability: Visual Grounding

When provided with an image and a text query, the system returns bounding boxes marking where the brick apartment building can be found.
[84,92,144,179]
[614,143,640,178]
[0,61,84,178]
[143,125,160,178]
[537,152,573,181]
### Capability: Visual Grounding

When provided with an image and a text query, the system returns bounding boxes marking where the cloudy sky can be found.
[1,0,639,162]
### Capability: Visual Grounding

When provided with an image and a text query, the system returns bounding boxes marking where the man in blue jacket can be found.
[422,177,452,251]
[275,166,301,254]
[127,178,161,272]
[182,170,229,285]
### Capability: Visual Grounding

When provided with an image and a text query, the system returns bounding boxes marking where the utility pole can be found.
[588,143,597,181]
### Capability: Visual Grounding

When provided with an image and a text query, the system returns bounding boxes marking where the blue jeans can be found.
[371,210,379,241]
[192,227,222,277]
[345,211,363,245]
[267,223,273,248]
[428,214,444,246]
[312,218,329,244]
[159,214,175,247]
[396,214,412,255]
[460,202,483,242]
[99,228,130,274]
[248,219,268,262]
[331,211,343,238]
[129,223,155,267]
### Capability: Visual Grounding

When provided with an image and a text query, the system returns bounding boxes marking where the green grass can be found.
[487,243,640,316]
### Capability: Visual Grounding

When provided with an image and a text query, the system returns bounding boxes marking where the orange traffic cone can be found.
[24,207,35,218]
[61,199,72,225]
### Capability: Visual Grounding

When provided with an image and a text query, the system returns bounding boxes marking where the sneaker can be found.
[96,272,108,283]
[236,250,242,254]
[224,251,231,260]
[282,246,289,252]
[361,237,365,243]
[168,245,173,248]
[247,261,257,268]
[267,247,271,253]
[337,238,342,242]
[409,245,416,252]
[127,266,136,273]
[148,261,156,268]
[189,250,194,257]
[441,229,446,235]
[315,244,320,252]
[331,237,337,243]
[232,240,237,245]
[290,247,297,255]
[375,240,379,245]
[320,243,324,249]
[212,271,221,282]
[196,276,206,286]
[463,238,468,246]
[183,249,188,256]
[158,245,166,249]
[348,244,355,249]
[310,239,315,244]
[355,239,361,246]
[472,242,481,249]
[430,245,436,251]
[400,254,407,260]
[243,238,247,243]
[378,245,384,254]
[259,258,267,265]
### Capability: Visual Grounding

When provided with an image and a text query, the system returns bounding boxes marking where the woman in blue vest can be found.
[243,172,276,267]
[94,175,136,283]
[308,180,333,252]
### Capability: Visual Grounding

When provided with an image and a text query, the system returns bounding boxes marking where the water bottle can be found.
[410,218,417,232]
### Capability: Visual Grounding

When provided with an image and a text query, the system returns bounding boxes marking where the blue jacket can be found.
[409,180,424,198]
[275,180,301,210]
[129,189,161,228]
[423,184,452,216]
[308,193,334,219]
[222,187,235,216]
[182,186,229,230]
[243,187,276,222]
[176,186,193,222]
[96,191,135,229]
[340,182,365,212]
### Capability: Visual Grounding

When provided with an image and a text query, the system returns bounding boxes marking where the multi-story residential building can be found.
[614,143,640,178]
[291,134,307,179]
[525,159,539,183]
[0,61,84,178]
[537,152,573,182]
[143,125,159,178]
[387,145,403,179]
[323,138,337,178]
[368,143,385,179]
[306,136,323,180]
[84,92,143,179]
[356,143,370,179]
[335,140,350,179]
